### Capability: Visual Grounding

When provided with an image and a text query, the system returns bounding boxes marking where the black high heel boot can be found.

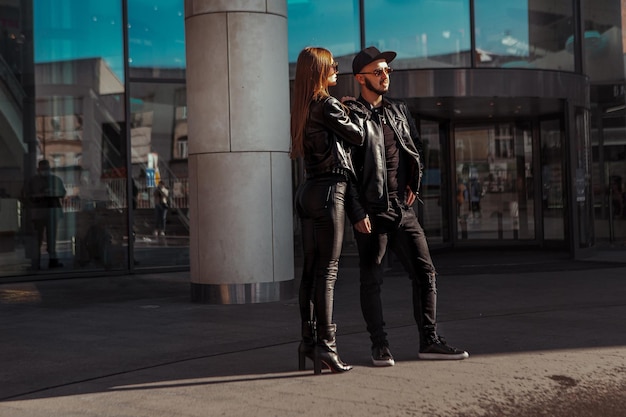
[313,324,352,374]
[298,321,316,370]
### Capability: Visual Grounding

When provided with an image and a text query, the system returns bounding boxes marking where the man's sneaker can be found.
[371,345,395,366]
[418,335,469,360]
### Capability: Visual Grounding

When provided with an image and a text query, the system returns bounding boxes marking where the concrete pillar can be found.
[185,0,294,303]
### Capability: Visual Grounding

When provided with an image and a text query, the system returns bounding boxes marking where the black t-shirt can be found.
[373,106,409,203]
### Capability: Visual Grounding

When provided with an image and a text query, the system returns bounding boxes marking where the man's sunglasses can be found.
[359,67,393,77]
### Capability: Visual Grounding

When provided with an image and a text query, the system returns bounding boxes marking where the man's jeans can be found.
[355,202,438,346]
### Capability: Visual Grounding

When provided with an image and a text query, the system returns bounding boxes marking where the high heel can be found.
[313,324,352,374]
[298,321,316,370]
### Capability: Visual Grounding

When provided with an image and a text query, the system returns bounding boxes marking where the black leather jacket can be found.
[345,96,424,216]
[303,96,365,181]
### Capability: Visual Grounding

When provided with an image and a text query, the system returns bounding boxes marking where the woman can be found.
[291,47,367,374]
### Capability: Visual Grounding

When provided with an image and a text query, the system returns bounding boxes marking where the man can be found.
[25,159,66,269]
[345,47,468,366]
[153,180,169,236]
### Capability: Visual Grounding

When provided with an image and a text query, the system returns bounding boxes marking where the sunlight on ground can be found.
[0,285,42,303]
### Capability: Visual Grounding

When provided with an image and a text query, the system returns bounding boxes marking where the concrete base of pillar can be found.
[190,280,294,304]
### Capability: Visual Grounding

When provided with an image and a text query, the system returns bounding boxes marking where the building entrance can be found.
[453,122,536,242]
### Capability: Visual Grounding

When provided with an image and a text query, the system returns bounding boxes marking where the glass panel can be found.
[419,120,446,244]
[475,0,574,71]
[34,1,125,81]
[455,123,534,240]
[287,0,360,77]
[540,119,565,240]
[128,0,186,79]
[130,82,189,267]
[575,108,593,247]
[0,0,34,276]
[581,0,624,83]
[364,0,471,69]
[0,0,127,277]
[591,111,626,243]
[585,0,626,245]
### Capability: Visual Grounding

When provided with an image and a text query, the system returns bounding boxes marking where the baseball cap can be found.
[352,46,397,75]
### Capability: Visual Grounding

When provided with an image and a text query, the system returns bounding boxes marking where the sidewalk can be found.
[1,249,626,417]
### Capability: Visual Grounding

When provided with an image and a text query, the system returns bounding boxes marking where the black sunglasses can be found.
[359,67,393,77]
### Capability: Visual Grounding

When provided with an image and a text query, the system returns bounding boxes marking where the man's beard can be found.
[364,77,388,96]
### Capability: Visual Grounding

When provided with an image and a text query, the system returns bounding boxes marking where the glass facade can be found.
[287,0,360,77]
[128,0,186,79]
[365,0,471,68]
[585,0,626,247]
[129,81,188,267]
[475,0,575,70]
[0,0,186,278]
[1,0,625,280]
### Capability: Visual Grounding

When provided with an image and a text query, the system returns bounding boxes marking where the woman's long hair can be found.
[290,47,335,159]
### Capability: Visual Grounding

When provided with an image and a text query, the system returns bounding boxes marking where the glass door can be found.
[540,119,566,240]
[453,122,535,241]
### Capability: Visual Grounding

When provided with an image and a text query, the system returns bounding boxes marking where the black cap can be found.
[352,46,397,75]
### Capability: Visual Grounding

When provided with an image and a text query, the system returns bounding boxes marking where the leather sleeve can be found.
[322,97,365,147]
[344,180,367,225]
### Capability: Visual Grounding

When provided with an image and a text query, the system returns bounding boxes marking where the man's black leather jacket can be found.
[303,96,365,181]
[345,96,424,216]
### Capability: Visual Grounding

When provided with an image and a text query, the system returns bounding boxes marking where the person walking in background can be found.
[456,177,467,217]
[468,176,483,219]
[290,46,367,374]
[25,159,66,269]
[153,181,169,236]
[344,47,469,366]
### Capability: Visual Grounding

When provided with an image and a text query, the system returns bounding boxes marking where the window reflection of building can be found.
[129,80,189,260]
[173,88,187,160]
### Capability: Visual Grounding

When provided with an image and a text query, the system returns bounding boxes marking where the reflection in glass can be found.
[474,0,574,70]
[34,1,125,80]
[581,0,623,83]
[130,82,189,268]
[364,0,471,69]
[287,0,360,76]
[419,120,446,244]
[128,0,186,79]
[575,109,593,248]
[0,0,128,277]
[540,119,565,240]
[455,123,534,240]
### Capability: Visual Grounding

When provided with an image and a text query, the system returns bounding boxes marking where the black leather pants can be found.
[296,175,347,327]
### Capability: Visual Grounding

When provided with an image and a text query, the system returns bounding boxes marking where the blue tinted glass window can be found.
[287,0,360,70]
[475,0,574,71]
[582,0,622,82]
[364,0,471,69]
[34,0,124,80]
[128,0,186,75]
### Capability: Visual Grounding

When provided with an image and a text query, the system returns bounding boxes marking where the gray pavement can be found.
[1,248,626,417]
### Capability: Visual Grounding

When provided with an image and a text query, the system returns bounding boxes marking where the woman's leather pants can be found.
[295,175,347,328]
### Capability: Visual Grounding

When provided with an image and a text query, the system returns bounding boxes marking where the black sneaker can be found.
[418,335,469,360]
[371,344,395,366]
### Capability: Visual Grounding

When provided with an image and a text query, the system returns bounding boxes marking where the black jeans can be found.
[295,175,347,328]
[355,201,438,347]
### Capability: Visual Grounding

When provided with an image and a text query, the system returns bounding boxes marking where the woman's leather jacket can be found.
[345,96,424,216]
[303,96,366,181]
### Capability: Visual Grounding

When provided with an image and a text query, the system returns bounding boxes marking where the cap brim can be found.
[376,51,397,64]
